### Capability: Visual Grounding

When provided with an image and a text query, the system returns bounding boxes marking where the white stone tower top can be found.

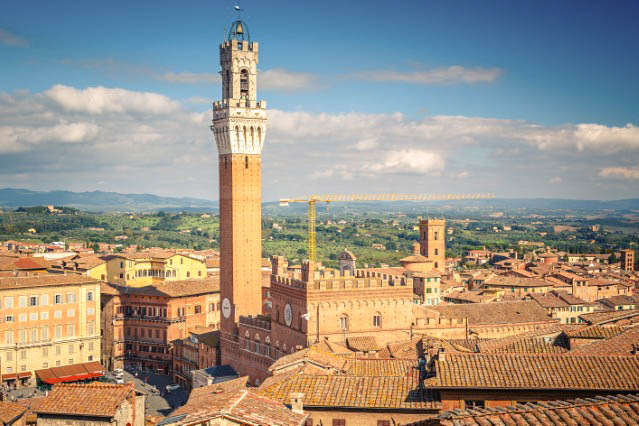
[211,19,267,155]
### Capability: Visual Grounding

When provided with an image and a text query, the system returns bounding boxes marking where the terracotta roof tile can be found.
[571,326,639,356]
[474,324,577,353]
[172,377,307,425]
[564,324,628,339]
[346,336,380,352]
[36,382,136,418]
[422,300,555,326]
[0,400,27,424]
[346,359,416,377]
[106,277,219,298]
[579,309,639,325]
[407,394,639,425]
[259,374,440,410]
[485,276,554,288]
[0,274,99,290]
[429,352,639,391]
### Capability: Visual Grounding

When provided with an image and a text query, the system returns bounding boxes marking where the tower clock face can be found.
[222,298,232,319]
[284,303,293,327]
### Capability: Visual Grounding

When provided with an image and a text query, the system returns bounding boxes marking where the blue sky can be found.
[1,0,638,200]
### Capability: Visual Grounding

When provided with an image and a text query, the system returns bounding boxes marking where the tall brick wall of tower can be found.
[212,26,268,370]
[219,154,263,334]
[419,218,446,271]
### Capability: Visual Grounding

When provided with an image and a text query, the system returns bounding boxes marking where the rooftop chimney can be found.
[289,392,304,414]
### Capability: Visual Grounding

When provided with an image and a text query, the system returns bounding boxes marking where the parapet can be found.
[219,39,258,54]
[212,99,267,112]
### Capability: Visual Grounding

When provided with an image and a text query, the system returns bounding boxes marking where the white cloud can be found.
[599,166,639,180]
[259,68,318,91]
[160,68,318,92]
[350,66,502,85]
[1,85,638,199]
[160,72,221,84]
[44,85,180,115]
[369,150,444,175]
[0,28,28,47]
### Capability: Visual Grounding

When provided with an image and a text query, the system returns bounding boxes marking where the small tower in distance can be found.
[620,249,635,272]
[211,16,268,355]
[419,218,445,271]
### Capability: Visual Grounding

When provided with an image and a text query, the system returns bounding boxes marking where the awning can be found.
[1,373,17,380]
[17,371,31,379]
[35,361,105,385]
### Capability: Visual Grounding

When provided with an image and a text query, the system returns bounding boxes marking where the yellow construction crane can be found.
[279,193,495,262]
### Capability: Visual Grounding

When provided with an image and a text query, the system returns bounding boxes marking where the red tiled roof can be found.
[105,277,219,298]
[564,324,628,339]
[346,336,380,352]
[407,394,639,426]
[259,374,440,410]
[0,274,99,290]
[422,300,555,326]
[0,401,27,424]
[571,326,639,356]
[172,377,307,425]
[36,382,135,418]
[429,352,639,391]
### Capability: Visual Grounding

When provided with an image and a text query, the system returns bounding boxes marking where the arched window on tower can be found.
[373,312,382,328]
[240,69,249,98]
[339,314,349,331]
[250,127,255,146]
[257,127,262,144]
[435,248,439,256]
[434,231,439,240]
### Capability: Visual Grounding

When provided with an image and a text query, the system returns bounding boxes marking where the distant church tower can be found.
[419,218,445,271]
[211,18,267,360]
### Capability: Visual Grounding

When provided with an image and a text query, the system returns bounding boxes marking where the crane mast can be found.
[279,193,496,262]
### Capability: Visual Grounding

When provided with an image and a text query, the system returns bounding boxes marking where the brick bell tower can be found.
[419,218,445,271]
[211,17,267,363]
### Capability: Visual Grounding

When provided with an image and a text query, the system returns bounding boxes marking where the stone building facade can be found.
[100,279,219,372]
[0,275,101,388]
[228,258,417,383]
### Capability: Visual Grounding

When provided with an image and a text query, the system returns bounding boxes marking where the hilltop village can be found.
[1,16,639,426]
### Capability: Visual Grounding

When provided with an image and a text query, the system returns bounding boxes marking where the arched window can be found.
[254,334,260,354]
[250,127,255,146]
[244,331,250,350]
[257,126,262,143]
[240,69,249,98]
[373,312,382,328]
[434,248,439,256]
[243,126,247,145]
[245,156,248,169]
[235,126,240,143]
[339,314,348,331]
